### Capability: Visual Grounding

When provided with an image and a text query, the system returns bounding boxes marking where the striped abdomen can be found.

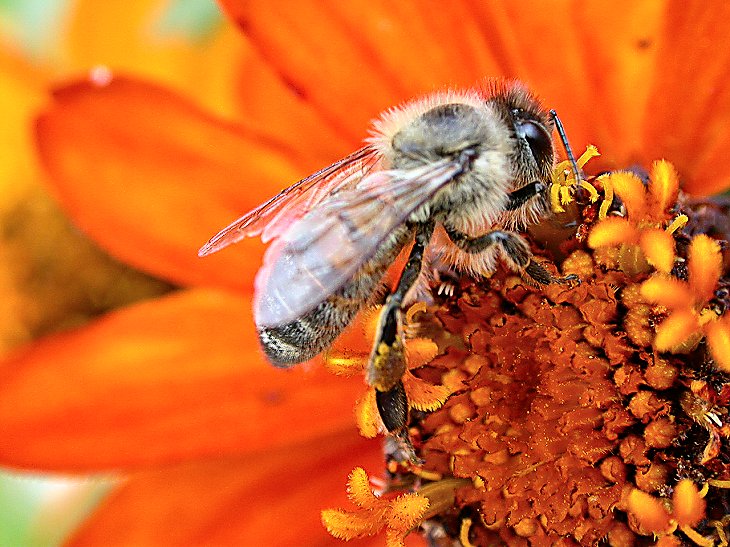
[257,228,411,367]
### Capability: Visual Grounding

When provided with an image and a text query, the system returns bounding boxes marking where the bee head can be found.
[490,84,556,187]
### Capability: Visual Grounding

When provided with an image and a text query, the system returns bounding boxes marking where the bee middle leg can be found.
[444,225,577,285]
[369,221,435,439]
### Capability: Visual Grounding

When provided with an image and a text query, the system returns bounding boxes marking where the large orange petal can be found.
[65,0,241,119]
[0,47,48,204]
[68,430,387,547]
[643,1,730,195]
[467,1,665,169]
[36,77,302,292]
[0,288,365,471]
[220,0,506,143]
[570,1,665,169]
[66,0,347,171]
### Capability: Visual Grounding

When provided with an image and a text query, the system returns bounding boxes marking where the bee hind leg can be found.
[368,221,434,461]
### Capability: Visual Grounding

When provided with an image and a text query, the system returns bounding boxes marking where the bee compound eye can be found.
[515,119,552,163]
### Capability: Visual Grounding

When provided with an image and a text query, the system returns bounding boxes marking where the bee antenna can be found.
[549,109,581,185]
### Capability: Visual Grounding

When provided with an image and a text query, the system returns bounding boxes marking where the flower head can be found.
[324,162,730,544]
[4,1,730,544]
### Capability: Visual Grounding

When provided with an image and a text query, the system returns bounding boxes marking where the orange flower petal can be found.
[569,2,664,168]
[648,160,680,220]
[639,228,675,273]
[0,288,363,471]
[687,234,722,304]
[642,2,730,196]
[640,276,694,310]
[608,171,647,220]
[0,48,48,203]
[65,0,236,117]
[672,479,706,528]
[706,316,730,372]
[220,1,407,142]
[36,77,302,292]
[220,1,505,143]
[67,430,384,546]
[654,309,701,352]
[588,217,639,248]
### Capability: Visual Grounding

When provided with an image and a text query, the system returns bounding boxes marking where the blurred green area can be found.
[0,1,222,544]
[0,472,111,546]
[0,0,68,57]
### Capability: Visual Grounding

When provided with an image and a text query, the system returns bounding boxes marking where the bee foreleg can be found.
[368,221,435,437]
[445,226,576,285]
[505,180,546,211]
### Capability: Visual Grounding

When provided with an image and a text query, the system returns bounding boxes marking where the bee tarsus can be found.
[369,222,434,435]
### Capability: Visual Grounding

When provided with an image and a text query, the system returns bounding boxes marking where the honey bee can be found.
[199,80,578,448]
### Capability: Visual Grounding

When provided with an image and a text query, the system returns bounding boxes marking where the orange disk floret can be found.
[626,488,672,534]
[688,234,723,303]
[706,316,730,372]
[648,160,680,218]
[672,479,706,528]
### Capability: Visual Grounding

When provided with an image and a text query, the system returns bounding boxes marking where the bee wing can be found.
[255,158,465,327]
[198,146,381,256]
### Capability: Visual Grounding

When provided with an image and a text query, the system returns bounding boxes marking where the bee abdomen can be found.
[258,228,411,367]
[258,297,362,367]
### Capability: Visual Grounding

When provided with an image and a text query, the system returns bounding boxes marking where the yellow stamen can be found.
[460,517,476,547]
[666,214,688,234]
[409,467,442,481]
[550,182,565,213]
[579,180,600,203]
[597,174,613,220]
[680,524,714,547]
[577,144,600,168]
[549,145,601,213]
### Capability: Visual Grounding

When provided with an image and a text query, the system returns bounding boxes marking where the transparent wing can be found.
[198,146,381,256]
[255,158,465,327]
